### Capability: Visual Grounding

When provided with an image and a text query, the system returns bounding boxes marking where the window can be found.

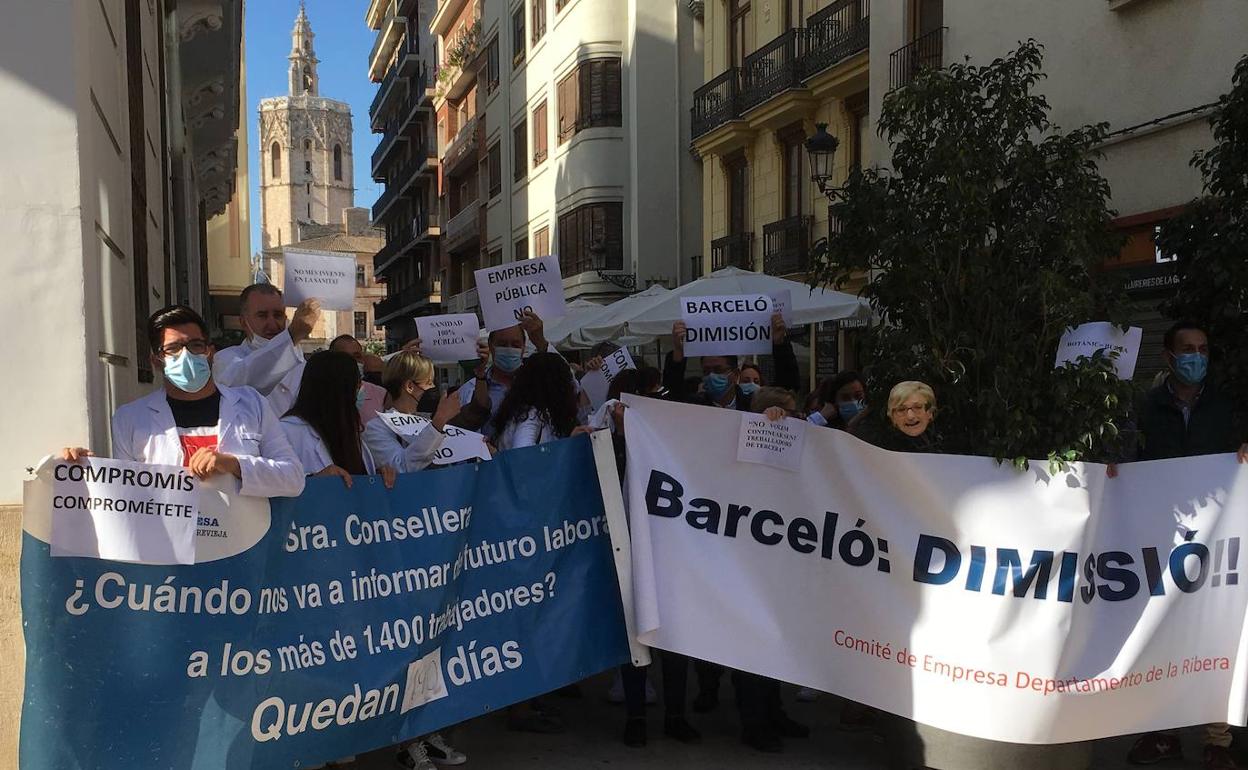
[780,127,804,218]
[513,118,528,182]
[512,6,526,66]
[356,265,366,287]
[558,58,622,144]
[515,235,528,261]
[333,145,343,181]
[726,153,749,235]
[488,142,502,198]
[729,0,752,69]
[354,312,368,338]
[846,92,869,173]
[532,101,548,164]
[304,160,312,177]
[532,0,546,43]
[271,143,282,179]
[534,226,550,257]
[558,202,623,276]
[911,0,943,40]
[785,0,804,29]
[488,248,503,268]
[485,35,500,95]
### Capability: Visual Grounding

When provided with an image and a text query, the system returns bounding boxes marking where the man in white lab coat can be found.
[212,283,321,405]
[61,305,305,499]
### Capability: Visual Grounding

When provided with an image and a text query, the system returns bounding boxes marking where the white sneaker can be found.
[796,687,821,702]
[607,670,626,704]
[422,733,467,766]
[644,677,657,705]
[397,743,436,770]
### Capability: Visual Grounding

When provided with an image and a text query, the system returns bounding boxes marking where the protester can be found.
[213,284,320,405]
[327,335,389,423]
[59,305,305,498]
[854,380,941,453]
[279,350,393,489]
[456,310,559,437]
[808,370,866,429]
[750,385,800,415]
[1120,321,1248,770]
[664,313,799,410]
[738,363,764,403]
[491,352,586,451]
[364,351,462,473]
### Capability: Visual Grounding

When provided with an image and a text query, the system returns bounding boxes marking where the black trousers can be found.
[621,650,691,720]
[732,671,783,732]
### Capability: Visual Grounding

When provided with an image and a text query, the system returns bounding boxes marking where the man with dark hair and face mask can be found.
[59,305,305,499]
[662,313,800,411]
[1121,320,1248,770]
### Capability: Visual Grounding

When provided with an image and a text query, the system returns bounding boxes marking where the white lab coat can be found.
[213,330,304,395]
[496,408,562,451]
[279,415,378,476]
[109,385,306,498]
[363,414,446,473]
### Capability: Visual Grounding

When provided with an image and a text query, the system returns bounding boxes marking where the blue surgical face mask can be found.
[163,348,212,393]
[739,382,760,397]
[703,372,731,398]
[355,387,366,410]
[493,346,523,374]
[1173,352,1208,385]
[837,399,865,421]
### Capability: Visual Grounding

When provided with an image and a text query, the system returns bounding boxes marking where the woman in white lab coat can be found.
[492,352,587,451]
[279,351,391,488]
[364,352,462,472]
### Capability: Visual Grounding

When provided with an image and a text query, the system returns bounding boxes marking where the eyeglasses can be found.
[891,403,930,416]
[158,339,210,358]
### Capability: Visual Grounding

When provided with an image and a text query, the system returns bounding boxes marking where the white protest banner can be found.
[737,412,807,472]
[1056,322,1143,380]
[377,411,492,465]
[619,395,1248,745]
[282,250,357,311]
[580,347,636,409]
[415,313,481,362]
[769,290,794,327]
[50,457,199,565]
[680,294,773,357]
[476,255,566,332]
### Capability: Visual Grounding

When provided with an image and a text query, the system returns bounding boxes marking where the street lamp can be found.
[805,123,843,201]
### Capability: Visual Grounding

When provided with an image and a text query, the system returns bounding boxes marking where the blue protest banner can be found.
[20,436,629,769]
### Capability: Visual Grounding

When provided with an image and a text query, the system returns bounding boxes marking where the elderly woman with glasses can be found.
[854,380,941,453]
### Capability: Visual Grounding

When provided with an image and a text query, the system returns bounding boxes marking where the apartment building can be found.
[431,0,704,319]
[367,0,443,347]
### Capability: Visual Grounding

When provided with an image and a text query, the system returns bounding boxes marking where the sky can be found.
[245,0,383,255]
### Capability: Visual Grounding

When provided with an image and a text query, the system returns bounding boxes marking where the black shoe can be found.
[623,718,647,747]
[664,716,702,744]
[743,727,783,753]
[772,713,810,739]
[692,690,719,714]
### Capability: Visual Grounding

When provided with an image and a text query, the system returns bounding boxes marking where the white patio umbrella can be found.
[543,299,611,347]
[580,267,869,341]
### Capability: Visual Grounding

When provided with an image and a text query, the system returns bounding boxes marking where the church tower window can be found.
[333,145,343,181]
[271,143,281,179]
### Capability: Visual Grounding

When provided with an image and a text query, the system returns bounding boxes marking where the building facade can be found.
[366,0,442,347]
[0,0,245,759]
[258,4,356,251]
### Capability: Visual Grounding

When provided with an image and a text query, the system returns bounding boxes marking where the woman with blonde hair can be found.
[854,380,941,453]
[363,351,462,474]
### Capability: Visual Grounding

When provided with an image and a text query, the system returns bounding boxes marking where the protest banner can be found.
[619,395,1248,745]
[414,314,481,362]
[736,413,807,472]
[375,411,492,465]
[282,250,356,311]
[680,294,773,357]
[1055,322,1143,380]
[580,347,636,409]
[475,256,566,332]
[50,457,199,565]
[769,290,794,327]
[20,436,631,769]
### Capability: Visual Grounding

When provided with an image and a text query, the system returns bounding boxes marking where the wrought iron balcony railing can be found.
[711,232,754,271]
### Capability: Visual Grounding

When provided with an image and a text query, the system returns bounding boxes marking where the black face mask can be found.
[362,371,383,387]
[416,387,443,414]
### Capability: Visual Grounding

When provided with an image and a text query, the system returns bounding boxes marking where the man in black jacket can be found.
[1126,321,1247,770]
[662,313,800,411]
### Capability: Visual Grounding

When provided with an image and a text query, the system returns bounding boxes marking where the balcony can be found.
[446,287,479,313]
[371,122,407,177]
[803,0,870,79]
[414,211,441,242]
[692,68,741,140]
[371,179,404,222]
[889,26,946,90]
[443,204,480,252]
[431,0,472,37]
[443,115,478,174]
[373,220,413,277]
[368,2,408,82]
[762,216,813,276]
[396,24,422,77]
[375,280,432,325]
[369,62,404,124]
[740,29,803,113]
[711,232,754,271]
[440,21,480,102]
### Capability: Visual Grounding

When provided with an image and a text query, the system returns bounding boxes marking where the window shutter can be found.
[605,59,622,125]
[581,61,596,129]
[605,203,624,269]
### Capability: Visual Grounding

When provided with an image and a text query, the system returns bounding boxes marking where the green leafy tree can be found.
[1158,54,1248,433]
[811,41,1135,468]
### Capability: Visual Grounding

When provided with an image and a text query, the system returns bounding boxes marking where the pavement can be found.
[339,672,1236,770]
